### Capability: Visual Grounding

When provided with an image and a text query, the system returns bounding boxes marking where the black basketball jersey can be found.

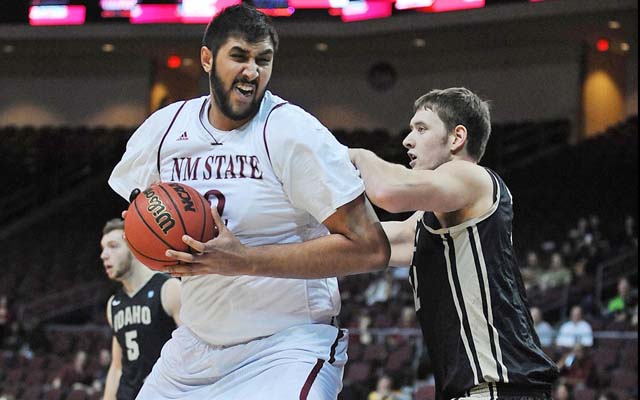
[408,169,558,400]
[110,273,176,400]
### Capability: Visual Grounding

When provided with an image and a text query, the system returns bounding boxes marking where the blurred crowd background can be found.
[0,0,637,399]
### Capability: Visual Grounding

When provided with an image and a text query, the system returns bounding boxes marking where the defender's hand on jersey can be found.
[163,207,250,277]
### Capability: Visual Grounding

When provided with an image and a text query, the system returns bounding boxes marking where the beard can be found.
[113,252,133,280]
[209,68,264,122]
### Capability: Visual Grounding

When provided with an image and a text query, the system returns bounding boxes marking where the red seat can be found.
[385,345,413,372]
[65,389,88,400]
[609,368,637,392]
[573,387,596,400]
[344,361,372,383]
[363,343,387,362]
[5,367,24,383]
[413,385,436,400]
[46,388,63,400]
[591,347,618,370]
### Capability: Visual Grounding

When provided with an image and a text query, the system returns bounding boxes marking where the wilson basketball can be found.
[124,182,215,271]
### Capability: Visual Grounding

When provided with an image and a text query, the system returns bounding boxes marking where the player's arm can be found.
[349,149,492,214]
[160,277,182,326]
[165,193,390,279]
[103,297,122,400]
[383,211,422,267]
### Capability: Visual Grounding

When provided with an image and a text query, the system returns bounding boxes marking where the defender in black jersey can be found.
[350,88,558,400]
[100,219,181,400]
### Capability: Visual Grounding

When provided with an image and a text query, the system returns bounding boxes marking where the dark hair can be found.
[202,3,279,58]
[414,87,491,162]
[103,218,124,235]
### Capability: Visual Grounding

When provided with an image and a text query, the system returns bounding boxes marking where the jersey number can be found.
[204,189,229,226]
[125,330,140,361]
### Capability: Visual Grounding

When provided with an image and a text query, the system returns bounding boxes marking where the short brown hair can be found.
[102,218,124,235]
[414,87,491,162]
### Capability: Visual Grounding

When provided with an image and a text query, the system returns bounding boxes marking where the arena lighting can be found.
[130,4,180,24]
[395,0,435,11]
[180,0,241,23]
[102,43,115,52]
[167,55,182,69]
[259,7,295,16]
[340,0,393,22]
[100,0,136,17]
[596,38,610,52]
[289,0,349,8]
[608,20,621,30]
[418,0,485,13]
[29,5,86,26]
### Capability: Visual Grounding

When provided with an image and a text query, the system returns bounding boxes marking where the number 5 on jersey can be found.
[125,330,140,361]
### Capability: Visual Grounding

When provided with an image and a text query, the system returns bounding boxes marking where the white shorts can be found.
[136,324,348,400]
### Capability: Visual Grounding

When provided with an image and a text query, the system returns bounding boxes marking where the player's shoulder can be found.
[106,294,115,308]
[158,274,180,294]
[106,294,116,326]
[262,92,326,133]
[438,159,488,177]
[146,96,206,124]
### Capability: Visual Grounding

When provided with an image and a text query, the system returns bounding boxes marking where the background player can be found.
[108,4,389,399]
[100,218,181,400]
[348,87,558,399]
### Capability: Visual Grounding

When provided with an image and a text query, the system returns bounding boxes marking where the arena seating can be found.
[0,116,637,400]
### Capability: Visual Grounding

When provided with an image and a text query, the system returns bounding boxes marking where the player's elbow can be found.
[362,228,391,272]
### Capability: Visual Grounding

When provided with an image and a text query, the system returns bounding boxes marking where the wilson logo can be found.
[143,188,176,234]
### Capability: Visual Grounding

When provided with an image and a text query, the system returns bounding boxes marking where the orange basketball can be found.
[124,182,215,271]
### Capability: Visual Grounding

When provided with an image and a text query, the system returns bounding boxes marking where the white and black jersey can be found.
[110,274,176,400]
[409,169,558,400]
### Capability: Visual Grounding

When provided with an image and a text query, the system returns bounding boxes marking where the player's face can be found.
[100,229,133,281]
[208,36,274,125]
[403,107,452,170]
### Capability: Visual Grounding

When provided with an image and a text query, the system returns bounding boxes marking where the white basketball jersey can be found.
[109,91,364,346]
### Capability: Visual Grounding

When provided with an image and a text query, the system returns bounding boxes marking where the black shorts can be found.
[452,382,552,400]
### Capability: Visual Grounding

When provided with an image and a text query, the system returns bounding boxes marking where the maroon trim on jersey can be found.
[299,359,324,400]
[298,329,344,399]
[262,101,289,167]
[329,329,345,364]
[157,100,188,174]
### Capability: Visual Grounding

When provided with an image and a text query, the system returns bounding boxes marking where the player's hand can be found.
[163,207,251,277]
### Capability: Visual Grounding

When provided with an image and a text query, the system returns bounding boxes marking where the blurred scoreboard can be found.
[23,0,546,25]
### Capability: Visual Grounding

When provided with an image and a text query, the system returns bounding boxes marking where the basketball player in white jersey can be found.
[100,219,181,400]
[108,4,389,400]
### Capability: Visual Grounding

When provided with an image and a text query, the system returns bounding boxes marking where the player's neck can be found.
[121,267,155,296]
[208,101,251,131]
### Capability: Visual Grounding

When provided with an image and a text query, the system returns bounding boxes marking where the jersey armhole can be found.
[106,295,115,327]
[156,100,189,174]
[261,101,289,170]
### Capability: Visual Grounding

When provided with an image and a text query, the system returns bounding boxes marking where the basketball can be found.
[124,182,215,270]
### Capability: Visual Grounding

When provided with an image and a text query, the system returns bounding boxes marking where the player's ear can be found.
[451,125,467,154]
[201,46,213,73]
